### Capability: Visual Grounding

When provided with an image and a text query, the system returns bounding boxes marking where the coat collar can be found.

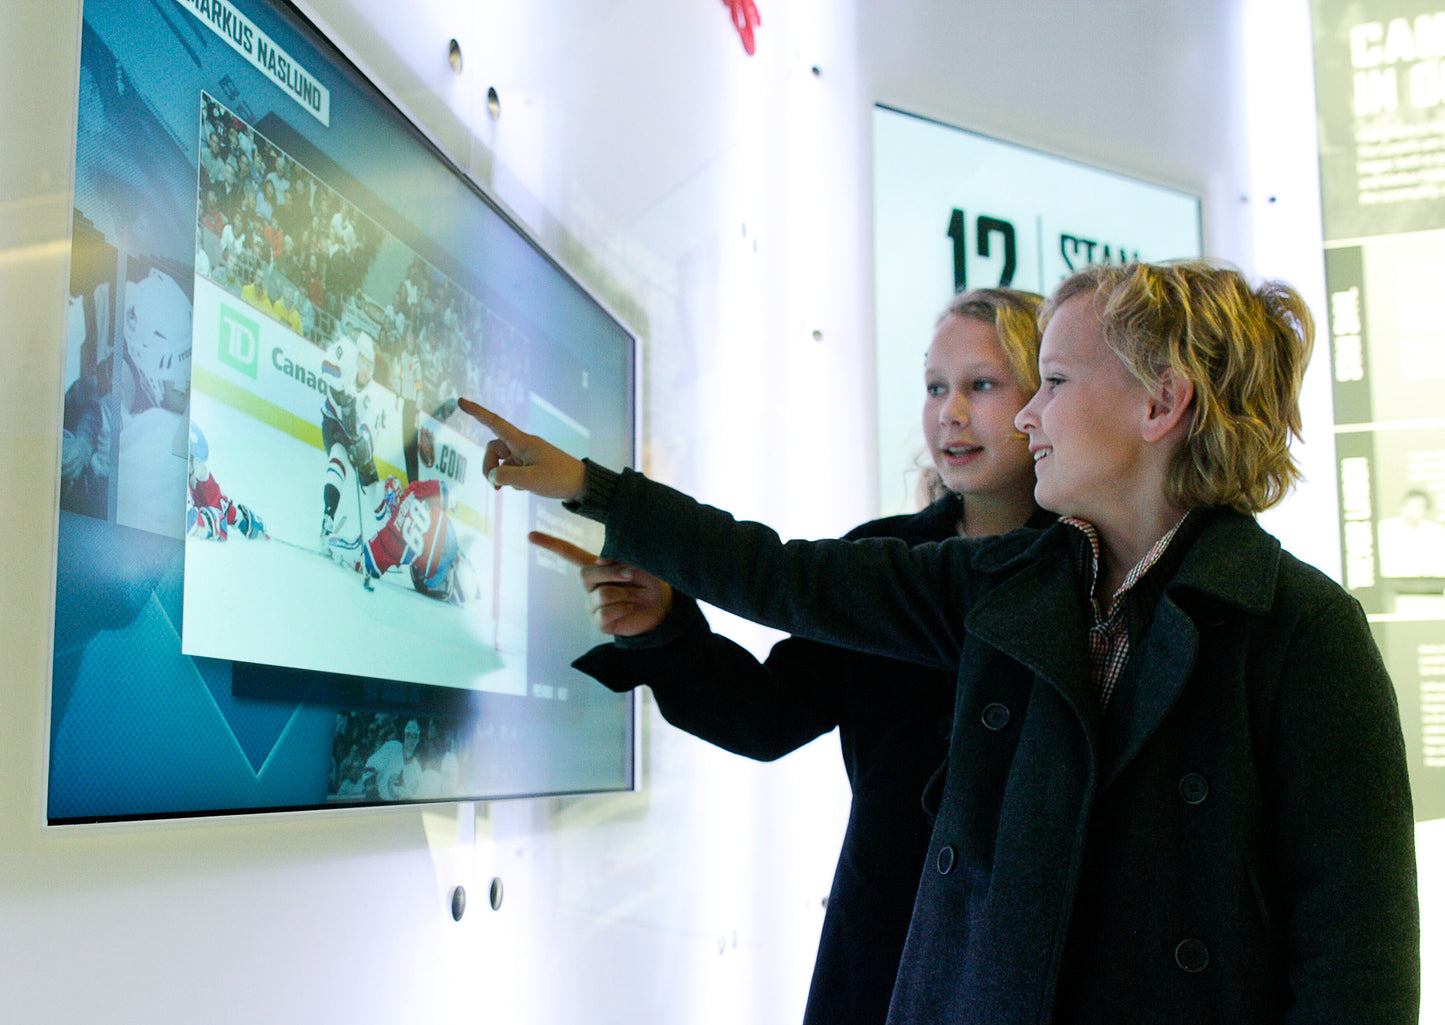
[1163,507,1280,616]
[968,507,1281,627]
[961,508,1282,779]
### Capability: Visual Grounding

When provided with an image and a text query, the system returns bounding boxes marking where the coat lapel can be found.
[1097,597,1196,789]
[1098,511,1280,788]
[966,536,1101,747]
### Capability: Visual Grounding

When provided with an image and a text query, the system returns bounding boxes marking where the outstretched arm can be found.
[530,532,845,760]
[460,398,969,670]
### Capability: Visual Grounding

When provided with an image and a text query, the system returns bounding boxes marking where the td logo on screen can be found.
[218,306,260,379]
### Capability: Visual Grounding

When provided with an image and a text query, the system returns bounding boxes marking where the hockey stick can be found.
[353,461,374,592]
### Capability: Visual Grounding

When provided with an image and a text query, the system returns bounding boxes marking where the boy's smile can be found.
[1014,293,1154,529]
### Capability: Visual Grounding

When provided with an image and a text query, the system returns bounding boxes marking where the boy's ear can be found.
[1141,371,1194,443]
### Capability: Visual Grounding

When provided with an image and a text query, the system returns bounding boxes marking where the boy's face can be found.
[1015,293,1154,524]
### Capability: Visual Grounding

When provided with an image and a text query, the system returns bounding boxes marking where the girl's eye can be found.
[971,379,997,392]
[926,382,947,397]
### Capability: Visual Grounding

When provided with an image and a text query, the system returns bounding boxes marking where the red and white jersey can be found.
[364,479,449,578]
[189,472,226,514]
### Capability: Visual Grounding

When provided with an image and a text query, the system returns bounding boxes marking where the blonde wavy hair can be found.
[919,287,1044,505]
[1042,260,1313,514]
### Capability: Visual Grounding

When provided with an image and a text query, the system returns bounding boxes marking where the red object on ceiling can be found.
[723,0,760,55]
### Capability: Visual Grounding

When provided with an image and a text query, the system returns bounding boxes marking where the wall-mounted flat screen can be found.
[49,0,637,822]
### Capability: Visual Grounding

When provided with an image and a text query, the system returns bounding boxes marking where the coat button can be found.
[1179,773,1209,805]
[936,844,956,875]
[1174,938,1209,973]
[980,703,1010,730]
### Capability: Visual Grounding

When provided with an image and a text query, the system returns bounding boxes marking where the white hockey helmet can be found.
[188,420,209,461]
[124,269,193,406]
[322,335,358,398]
[188,421,209,482]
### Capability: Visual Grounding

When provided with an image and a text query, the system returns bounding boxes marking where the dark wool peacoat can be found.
[586,467,1420,1025]
[573,495,1055,1025]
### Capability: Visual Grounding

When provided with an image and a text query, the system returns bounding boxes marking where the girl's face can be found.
[922,314,1035,502]
[1014,293,1153,524]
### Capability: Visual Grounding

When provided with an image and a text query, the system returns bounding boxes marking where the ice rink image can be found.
[182,360,529,696]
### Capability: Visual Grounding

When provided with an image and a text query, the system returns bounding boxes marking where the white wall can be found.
[1,1,1436,1021]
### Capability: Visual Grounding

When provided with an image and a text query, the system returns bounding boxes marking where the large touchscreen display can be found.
[49,0,636,822]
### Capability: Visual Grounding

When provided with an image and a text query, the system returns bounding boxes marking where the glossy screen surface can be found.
[49,0,636,822]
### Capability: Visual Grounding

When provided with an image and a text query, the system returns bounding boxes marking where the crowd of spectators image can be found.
[329,710,466,802]
[194,100,533,449]
[196,100,377,347]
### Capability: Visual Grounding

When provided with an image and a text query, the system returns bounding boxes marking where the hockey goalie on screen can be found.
[327,475,473,604]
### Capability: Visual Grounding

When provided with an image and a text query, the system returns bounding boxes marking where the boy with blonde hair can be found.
[463,259,1418,1024]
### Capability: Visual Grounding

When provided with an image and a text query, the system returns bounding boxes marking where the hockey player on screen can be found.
[186,422,266,540]
[327,475,469,603]
[120,267,192,417]
[318,330,386,550]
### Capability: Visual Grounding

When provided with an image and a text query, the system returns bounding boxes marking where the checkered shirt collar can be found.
[1061,514,1189,708]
